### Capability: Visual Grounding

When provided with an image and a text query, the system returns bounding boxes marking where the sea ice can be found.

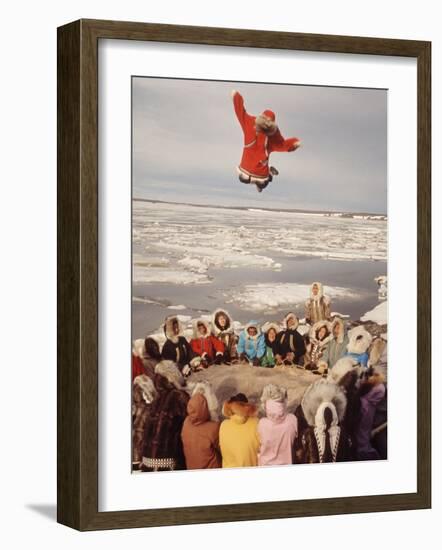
[225,283,357,313]
[360,301,388,325]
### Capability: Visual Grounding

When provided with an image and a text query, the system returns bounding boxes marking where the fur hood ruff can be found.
[331,317,346,344]
[243,320,262,337]
[163,315,183,343]
[154,360,185,389]
[192,318,212,339]
[283,312,299,330]
[301,379,347,427]
[347,325,373,355]
[309,320,333,345]
[212,308,234,335]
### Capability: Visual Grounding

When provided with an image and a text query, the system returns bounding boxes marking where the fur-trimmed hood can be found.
[163,315,184,343]
[282,313,299,330]
[192,318,211,339]
[154,360,185,390]
[331,317,346,344]
[133,374,157,405]
[328,356,359,385]
[309,320,333,345]
[301,379,347,427]
[347,325,373,355]
[242,320,262,338]
[132,338,145,358]
[309,281,324,300]
[212,308,234,335]
[188,380,219,421]
[222,400,258,424]
[262,322,281,335]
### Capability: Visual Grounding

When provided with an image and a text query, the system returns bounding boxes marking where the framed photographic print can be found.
[57,19,431,531]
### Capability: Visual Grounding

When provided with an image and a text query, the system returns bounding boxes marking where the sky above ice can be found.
[132,77,387,213]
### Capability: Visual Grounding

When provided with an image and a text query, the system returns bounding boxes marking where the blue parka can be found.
[237,321,266,360]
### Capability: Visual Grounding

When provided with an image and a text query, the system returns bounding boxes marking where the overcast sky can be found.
[132,77,387,213]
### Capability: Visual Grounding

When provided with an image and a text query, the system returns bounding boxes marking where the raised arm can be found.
[231,90,255,130]
[269,129,301,153]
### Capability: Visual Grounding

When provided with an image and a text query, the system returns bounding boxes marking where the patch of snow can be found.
[167,304,187,310]
[361,301,388,325]
[133,265,211,285]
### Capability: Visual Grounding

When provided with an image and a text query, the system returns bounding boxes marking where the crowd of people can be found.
[131,282,388,472]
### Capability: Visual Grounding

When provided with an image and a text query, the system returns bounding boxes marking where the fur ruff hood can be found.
[328,356,359,385]
[282,313,299,330]
[212,308,234,335]
[261,322,282,336]
[132,338,145,358]
[243,320,262,337]
[347,325,373,355]
[163,315,183,343]
[331,317,346,344]
[301,379,347,427]
[188,380,220,421]
[309,320,333,345]
[133,374,157,405]
[154,360,185,390]
[192,318,211,339]
[222,400,257,422]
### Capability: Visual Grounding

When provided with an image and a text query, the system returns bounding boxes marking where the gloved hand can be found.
[214,353,223,365]
[239,353,248,363]
[252,358,260,367]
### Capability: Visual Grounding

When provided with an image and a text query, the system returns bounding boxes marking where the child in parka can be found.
[237,321,266,366]
[189,319,225,368]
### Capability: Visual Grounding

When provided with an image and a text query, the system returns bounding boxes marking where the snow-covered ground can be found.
[361,300,388,325]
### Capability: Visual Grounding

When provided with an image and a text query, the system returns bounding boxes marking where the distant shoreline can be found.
[133,197,388,220]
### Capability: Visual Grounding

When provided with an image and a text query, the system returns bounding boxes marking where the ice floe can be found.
[224,283,357,313]
[360,301,388,325]
[132,201,387,288]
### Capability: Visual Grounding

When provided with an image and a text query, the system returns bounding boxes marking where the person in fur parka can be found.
[345,325,373,370]
[237,320,266,366]
[261,322,281,367]
[161,315,194,375]
[189,318,225,367]
[355,368,387,460]
[141,360,189,471]
[318,317,349,374]
[274,313,306,366]
[304,320,333,374]
[232,90,301,192]
[132,374,157,470]
[304,282,331,325]
[212,308,239,363]
[296,379,351,464]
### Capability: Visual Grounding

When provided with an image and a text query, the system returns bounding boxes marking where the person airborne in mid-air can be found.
[231,90,301,192]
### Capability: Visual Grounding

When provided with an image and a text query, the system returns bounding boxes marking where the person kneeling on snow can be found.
[274,313,306,366]
[212,308,239,364]
[237,321,266,366]
[261,322,281,368]
[189,319,225,368]
[161,315,194,376]
[304,320,333,375]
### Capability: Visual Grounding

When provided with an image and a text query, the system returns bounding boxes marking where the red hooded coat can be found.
[233,91,300,179]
